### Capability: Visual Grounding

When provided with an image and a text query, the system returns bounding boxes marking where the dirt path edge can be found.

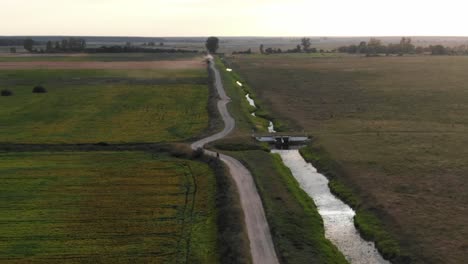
[191,55,279,264]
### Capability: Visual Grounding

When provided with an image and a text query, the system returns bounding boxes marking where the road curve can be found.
[191,55,279,264]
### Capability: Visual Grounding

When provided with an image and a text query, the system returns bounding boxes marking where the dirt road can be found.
[191,56,279,264]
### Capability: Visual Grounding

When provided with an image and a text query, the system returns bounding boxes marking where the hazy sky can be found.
[2,0,468,36]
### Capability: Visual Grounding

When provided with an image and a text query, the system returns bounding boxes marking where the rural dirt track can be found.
[191,55,279,264]
[0,60,204,69]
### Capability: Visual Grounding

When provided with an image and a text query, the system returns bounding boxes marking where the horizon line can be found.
[2,35,468,39]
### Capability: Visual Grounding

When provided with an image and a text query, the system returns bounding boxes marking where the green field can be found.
[0,151,218,263]
[0,53,244,264]
[227,54,468,263]
[0,68,209,143]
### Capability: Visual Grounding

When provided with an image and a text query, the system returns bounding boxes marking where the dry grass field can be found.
[228,54,468,263]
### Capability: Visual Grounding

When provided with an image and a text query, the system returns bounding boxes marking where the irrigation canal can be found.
[235,70,390,264]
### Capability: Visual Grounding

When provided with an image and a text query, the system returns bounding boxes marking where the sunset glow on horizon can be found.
[3,0,468,37]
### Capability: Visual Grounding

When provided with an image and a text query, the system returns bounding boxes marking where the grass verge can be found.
[171,144,253,264]
[207,156,253,264]
[220,57,288,132]
[216,57,289,133]
[299,143,411,263]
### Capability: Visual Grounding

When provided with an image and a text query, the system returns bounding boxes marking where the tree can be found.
[205,37,219,53]
[400,37,415,54]
[296,45,302,52]
[23,38,34,52]
[358,41,367,54]
[46,41,53,52]
[61,39,69,50]
[301,37,311,52]
[10,47,16,53]
[260,44,264,54]
[415,46,424,54]
[54,41,61,50]
[367,38,384,54]
[430,45,446,55]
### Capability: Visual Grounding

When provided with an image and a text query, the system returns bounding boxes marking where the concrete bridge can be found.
[254,134,310,149]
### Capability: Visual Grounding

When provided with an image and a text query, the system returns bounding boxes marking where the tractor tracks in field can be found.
[191,55,279,264]
[176,163,198,264]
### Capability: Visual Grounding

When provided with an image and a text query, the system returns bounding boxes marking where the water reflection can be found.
[272,150,390,264]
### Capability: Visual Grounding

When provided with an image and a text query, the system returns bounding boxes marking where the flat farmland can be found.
[0,151,218,263]
[0,53,200,62]
[228,54,468,263]
[0,57,209,143]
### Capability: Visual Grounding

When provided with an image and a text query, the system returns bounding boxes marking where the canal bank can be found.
[273,149,390,264]
[218,56,396,263]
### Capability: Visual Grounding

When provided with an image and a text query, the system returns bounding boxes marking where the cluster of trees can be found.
[232,48,252,55]
[142,42,164,47]
[337,38,415,55]
[20,37,196,54]
[0,39,28,46]
[260,44,283,54]
[259,38,324,55]
[86,46,198,53]
[22,38,86,53]
[45,38,87,52]
[425,44,468,55]
[337,37,468,56]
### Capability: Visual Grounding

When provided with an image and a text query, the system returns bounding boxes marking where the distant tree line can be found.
[337,37,468,56]
[142,42,164,47]
[45,38,87,52]
[20,37,197,54]
[0,39,30,46]
[86,46,198,53]
[232,48,252,55]
[22,38,86,53]
[259,38,325,55]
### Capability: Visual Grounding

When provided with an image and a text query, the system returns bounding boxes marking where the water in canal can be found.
[271,149,390,264]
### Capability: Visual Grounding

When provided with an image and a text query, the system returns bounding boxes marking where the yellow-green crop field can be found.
[0,67,209,144]
[0,151,218,263]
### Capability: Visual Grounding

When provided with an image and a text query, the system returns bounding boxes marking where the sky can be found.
[2,0,468,37]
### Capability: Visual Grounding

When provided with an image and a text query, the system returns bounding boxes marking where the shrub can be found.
[169,143,193,158]
[32,86,47,93]
[192,148,205,159]
[1,89,13,96]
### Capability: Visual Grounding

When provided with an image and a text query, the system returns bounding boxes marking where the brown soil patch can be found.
[0,59,204,70]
